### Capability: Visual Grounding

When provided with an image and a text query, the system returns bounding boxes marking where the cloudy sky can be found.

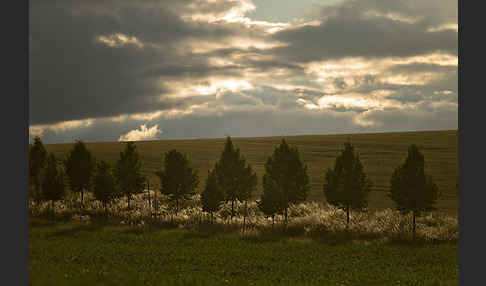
[29,0,457,144]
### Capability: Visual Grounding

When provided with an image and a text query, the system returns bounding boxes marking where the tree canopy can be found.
[201,169,225,221]
[93,160,119,209]
[258,174,284,226]
[156,149,199,213]
[214,137,257,218]
[262,138,310,225]
[115,142,146,209]
[389,144,439,238]
[323,142,373,229]
[29,136,48,203]
[64,140,95,205]
[42,153,66,207]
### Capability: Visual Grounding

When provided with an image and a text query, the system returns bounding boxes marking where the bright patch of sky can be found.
[246,0,342,23]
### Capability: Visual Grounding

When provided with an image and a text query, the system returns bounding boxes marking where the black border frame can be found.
[4,0,29,284]
[5,0,475,285]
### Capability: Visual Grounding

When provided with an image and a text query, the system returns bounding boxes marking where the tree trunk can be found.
[154,191,158,218]
[81,189,84,206]
[51,200,54,212]
[127,195,131,210]
[176,199,179,215]
[154,191,159,218]
[284,207,288,228]
[346,204,350,231]
[243,201,247,233]
[231,200,235,219]
[272,214,275,228]
[412,211,416,240]
[211,212,214,224]
[147,181,151,215]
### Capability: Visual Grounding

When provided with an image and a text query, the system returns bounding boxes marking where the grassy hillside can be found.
[45,130,458,214]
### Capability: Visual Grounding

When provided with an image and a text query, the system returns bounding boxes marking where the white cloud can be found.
[97,33,145,48]
[427,23,458,33]
[118,124,162,141]
[29,126,45,138]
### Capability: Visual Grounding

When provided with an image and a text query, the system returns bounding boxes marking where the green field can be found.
[30,219,457,286]
[45,130,458,214]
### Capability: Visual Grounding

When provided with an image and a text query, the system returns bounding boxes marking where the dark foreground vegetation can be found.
[30,217,457,286]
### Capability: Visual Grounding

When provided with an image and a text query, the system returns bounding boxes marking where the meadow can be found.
[30,216,457,286]
[44,130,458,214]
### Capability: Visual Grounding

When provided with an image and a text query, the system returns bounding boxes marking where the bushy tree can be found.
[156,149,199,214]
[258,175,283,227]
[263,138,310,226]
[214,137,257,218]
[115,142,146,209]
[201,169,225,223]
[29,136,48,204]
[389,144,439,239]
[42,153,66,209]
[93,160,119,211]
[323,142,373,230]
[64,140,95,205]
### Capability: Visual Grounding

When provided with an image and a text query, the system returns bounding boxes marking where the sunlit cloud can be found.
[29,118,95,138]
[185,36,287,54]
[118,124,162,141]
[363,10,422,24]
[434,90,453,95]
[181,0,290,34]
[130,111,164,121]
[427,23,458,33]
[303,53,457,92]
[97,33,144,48]
[165,78,253,98]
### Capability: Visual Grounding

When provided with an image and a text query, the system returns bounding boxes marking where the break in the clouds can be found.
[29,0,457,143]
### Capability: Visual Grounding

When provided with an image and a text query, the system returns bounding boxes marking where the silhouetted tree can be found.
[93,160,119,212]
[323,142,373,230]
[389,144,439,239]
[201,169,225,223]
[156,149,199,214]
[258,175,284,227]
[64,140,95,205]
[214,137,257,218]
[263,139,310,226]
[115,142,146,209]
[42,153,66,209]
[29,136,48,205]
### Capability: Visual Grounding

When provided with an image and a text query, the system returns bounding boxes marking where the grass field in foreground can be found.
[44,130,458,214]
[30,219,458,286]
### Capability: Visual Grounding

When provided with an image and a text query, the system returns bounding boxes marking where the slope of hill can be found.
[45,130,458,214]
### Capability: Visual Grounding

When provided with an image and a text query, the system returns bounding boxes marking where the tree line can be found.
[29,136,439,239]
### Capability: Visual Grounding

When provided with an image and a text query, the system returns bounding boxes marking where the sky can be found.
[29,0,457,144]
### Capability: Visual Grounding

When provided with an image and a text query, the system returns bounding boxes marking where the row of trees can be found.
[29,138,146,211]
[29,136,439,239]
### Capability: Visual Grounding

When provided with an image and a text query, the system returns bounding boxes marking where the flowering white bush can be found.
[29,191,458,242]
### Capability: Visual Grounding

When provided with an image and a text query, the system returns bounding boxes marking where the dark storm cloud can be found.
[29,0,244,125]
[30,0,457,144]
[269,0,457,63]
